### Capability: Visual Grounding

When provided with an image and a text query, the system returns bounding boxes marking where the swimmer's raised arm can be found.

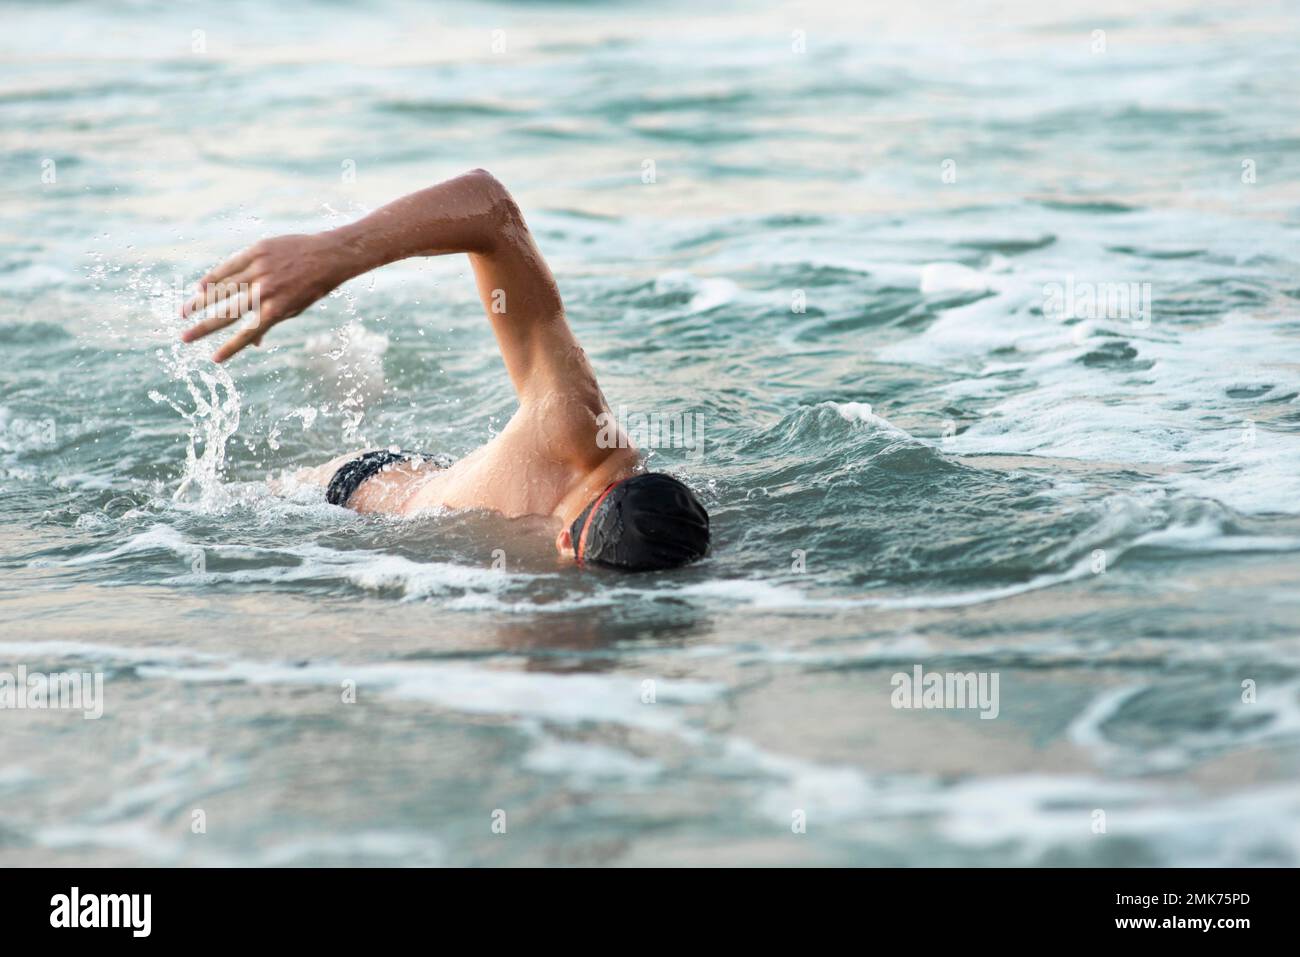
[179,169,576,396]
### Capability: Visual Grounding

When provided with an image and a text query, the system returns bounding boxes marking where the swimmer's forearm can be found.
[180,168,561,365]
[324,169,519,279]
[321,167,568,383]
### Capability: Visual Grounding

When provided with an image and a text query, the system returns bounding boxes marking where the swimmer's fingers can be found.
[182,247,259,314]
[211,324,262,364]
[180,310,241,344]
[212,304,278,363]
[180,269,257,321]
[180,285,256,343]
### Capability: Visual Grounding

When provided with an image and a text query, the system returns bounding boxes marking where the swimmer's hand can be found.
[180,233,348,363]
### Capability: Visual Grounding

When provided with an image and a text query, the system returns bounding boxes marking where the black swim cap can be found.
[570,473,709,571]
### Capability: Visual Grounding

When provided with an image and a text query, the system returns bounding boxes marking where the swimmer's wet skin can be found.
[180,169,709,570]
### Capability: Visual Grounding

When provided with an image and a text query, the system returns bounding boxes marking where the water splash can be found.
[303,319,389,443]
[149,341,242,507]
[143,266,243,508]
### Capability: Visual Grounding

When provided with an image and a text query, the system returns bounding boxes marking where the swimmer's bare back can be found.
[180,170,640,555]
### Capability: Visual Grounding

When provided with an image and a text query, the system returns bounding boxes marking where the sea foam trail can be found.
[0,640,722,733]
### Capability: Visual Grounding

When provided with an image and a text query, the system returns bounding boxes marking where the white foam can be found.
[880,286,1043,368]
[1069,678,1300,772]
[170,544,519,602]
[674,556,1095,611]
[653,270,741,313]
[826,400,914,438]
[257,831,445,866]
[1133,517,1300,553]
[0,636,723,733]
[730,737,880,823]
[41,523,193,567]
[918,260,1000,294]
[895,291,1300,515]
[523,737,662,785]
[38,524,533,602]
[138,656,721,733]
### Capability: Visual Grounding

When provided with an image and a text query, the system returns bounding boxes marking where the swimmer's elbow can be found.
[465,168,526,236]
[467,167,504,192]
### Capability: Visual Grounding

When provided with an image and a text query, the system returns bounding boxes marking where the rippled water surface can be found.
[3,0,1300,865]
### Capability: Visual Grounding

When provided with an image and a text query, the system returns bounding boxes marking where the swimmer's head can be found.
[558,473,709,571]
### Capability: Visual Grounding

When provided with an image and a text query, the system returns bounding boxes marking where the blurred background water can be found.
[2,0,1299,865]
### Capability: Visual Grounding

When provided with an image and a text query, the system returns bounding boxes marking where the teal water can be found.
[3,0,1300,865]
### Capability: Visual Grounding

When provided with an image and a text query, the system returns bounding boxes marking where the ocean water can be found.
[3,0,1300,866]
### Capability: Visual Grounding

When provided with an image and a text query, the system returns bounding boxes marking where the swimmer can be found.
[179,169,709,570]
